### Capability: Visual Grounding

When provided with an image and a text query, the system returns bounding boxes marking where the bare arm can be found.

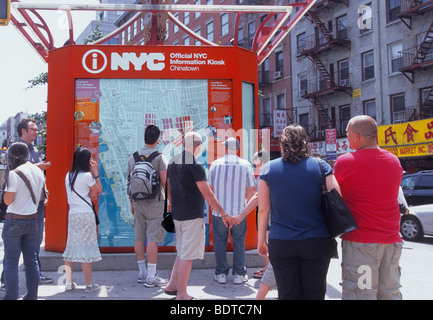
[257,179,271,257]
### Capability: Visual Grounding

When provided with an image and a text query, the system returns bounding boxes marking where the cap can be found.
[223,137,240,150]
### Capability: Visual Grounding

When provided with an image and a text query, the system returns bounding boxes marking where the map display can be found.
[75,78,211,248]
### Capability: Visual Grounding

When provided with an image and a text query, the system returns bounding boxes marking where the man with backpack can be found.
[127,125,168,288]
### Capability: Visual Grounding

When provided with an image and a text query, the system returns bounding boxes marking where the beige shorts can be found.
[133,200,165,243]
[174,218,205,260]
[341,240,403,300]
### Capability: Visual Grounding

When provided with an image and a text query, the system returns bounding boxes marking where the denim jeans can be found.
[2,218,40,300]
[212,216,247,276]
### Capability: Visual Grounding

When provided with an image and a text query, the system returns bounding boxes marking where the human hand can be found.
[257,240,268,258]
[90,159,98,177]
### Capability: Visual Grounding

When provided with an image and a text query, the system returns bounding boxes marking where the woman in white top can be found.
[3,142,45,300]
[63,147,102,293]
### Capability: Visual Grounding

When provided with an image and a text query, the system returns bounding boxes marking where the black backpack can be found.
[127,151,161,201]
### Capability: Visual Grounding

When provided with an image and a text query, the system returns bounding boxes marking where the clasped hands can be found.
[221,212,246,228]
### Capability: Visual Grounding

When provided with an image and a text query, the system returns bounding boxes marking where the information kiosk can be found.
[45,45,259,253]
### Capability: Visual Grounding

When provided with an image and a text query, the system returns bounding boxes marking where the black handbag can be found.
[318,159,358,239]
[161,180,175,233]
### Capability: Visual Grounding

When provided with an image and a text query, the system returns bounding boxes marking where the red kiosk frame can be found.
[7,1,317,253]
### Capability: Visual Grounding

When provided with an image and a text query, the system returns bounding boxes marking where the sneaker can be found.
[39,274,54,284]
[65,282,77,292]
[214,274,227,284]
[85,283,100,293]
[137,273,146,283]
[0,283,5,292]
[233,274,248,285]
[144,275,168,288]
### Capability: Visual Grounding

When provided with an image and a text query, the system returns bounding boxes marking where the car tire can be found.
[400,215,424,241]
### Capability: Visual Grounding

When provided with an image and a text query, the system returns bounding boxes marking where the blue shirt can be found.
[260,156,332,241]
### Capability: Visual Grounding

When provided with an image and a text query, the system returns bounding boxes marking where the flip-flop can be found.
[254,269,265,276]
[164,289,178,296]
[253,272,264,279]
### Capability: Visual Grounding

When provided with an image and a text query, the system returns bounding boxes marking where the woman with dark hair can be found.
[63,147,102,293]
[257,125,341,300]
[2,142,45,300]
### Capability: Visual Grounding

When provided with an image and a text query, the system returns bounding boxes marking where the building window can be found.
[276,51,283,73]
[206,21,214,42]
[297,32,307,54]
[299,113,309,132]
[277,94,286,110]
[194,0,201,19]
[238,27,244,47]
[184,12,190,26]
[340,105,351,133]
[362,51,375,81]
[360,3,373,34]
[364,99,377,120]
[195,27,201,45]
[391,93,406,123]
[183,36,190,45]
[299,73,308,97]
[338,59,349,85]
[262,58,269,84]
[173,13,179,34]
[336,15,348,39]
[389,42,403,73]
[388,0,401,23]
[261,98,272,127]
[221,13,229,37]
[248,21,255,48]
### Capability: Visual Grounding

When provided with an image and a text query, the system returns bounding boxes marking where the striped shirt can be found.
[208,154,255,217]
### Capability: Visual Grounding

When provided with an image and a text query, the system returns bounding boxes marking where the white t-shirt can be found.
[65,171,96,213]
[5,162,45,215]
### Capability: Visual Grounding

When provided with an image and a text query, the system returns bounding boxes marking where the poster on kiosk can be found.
[46,45,259,253]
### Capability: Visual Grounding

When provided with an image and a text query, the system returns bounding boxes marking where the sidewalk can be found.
[0,222,343,300]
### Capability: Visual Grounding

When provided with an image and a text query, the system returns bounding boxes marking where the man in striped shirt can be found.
[209,137,255,285]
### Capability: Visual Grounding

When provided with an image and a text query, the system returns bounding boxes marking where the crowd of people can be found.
[0,115,404,300]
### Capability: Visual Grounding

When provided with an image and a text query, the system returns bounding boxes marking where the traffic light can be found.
[0,0,11,26]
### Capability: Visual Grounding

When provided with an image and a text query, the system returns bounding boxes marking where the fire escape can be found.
[398,0,433,119]
[298,0,351,140]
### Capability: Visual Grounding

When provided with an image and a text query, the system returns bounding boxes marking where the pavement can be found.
[1,222,433,301]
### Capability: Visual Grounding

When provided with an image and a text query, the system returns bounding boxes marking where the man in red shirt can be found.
[334,115,403,300]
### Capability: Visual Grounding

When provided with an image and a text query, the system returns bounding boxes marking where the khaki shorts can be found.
[133,200,165,243]
[174,218,205,260]
[341,240,403,300]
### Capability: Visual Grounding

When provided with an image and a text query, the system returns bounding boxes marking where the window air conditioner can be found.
[274,71,283,79]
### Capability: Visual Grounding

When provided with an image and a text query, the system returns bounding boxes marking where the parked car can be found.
[400,204,433,241]
[401,170,433,206]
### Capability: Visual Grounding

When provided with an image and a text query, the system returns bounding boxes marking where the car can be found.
[401,170,433,206]
[400,204,433,241]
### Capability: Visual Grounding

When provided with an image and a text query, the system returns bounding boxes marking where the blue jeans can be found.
[2,218,40,300]
[212,216,247,276]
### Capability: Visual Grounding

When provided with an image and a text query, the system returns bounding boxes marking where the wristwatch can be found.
[241,210,246,216]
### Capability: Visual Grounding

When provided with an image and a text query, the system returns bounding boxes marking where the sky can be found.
[0,0,100,125]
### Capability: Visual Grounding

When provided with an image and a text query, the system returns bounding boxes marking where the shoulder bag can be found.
[0,169,38,220]
[70,175,99,226]
[318,158,357,239]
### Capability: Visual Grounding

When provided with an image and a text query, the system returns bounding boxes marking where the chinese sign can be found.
[273,110,287,138]
[325,129,337,161]
[378,118,433,158]
[309,137,354,156]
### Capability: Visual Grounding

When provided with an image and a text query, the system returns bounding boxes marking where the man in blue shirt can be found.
[16,119,52,284]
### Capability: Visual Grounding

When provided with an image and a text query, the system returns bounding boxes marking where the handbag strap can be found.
[317,158,327,193]
[14,169,36,204]
[69,173,95,213]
